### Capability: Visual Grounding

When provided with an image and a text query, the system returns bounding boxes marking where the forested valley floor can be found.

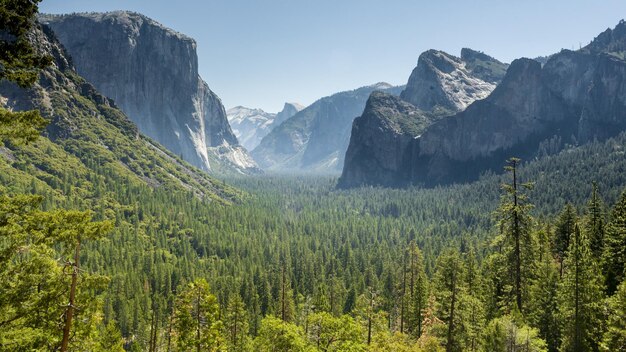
[3,132,626,351]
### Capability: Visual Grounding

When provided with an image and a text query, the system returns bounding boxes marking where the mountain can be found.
[39,11,258,174]
[400,48,508,112]
[340,21,626,187]
[338,92,445,187]
[227,102,304,151]
[252,83,403,173]
[0,23,239,202]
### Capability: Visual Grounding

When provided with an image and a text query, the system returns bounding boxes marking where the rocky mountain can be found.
[39,11,258,174]
[340,21,626,188]
[338,92,443,187]
[400,48,508,113]
[227,102,304,151]
[252,83,402,173]
[0,23,238,202]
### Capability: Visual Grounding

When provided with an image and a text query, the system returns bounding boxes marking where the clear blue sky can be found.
[40,0,626,112]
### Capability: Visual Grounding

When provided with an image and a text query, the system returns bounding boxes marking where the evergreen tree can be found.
[601,280,626,351]
[173,279,224,352]
[433,248,466,352]
[224,294,250,352]
[584,183,605,258]
[495,158,535,313]
[0,0,50,143]
[463,246,485,352]
[554,204,577,277]
[528,226,560,352]
[558,224,604,352]
[253,315,307,352]
[408,241,429,339]
[602,188,626,295]
[482,315,547,352]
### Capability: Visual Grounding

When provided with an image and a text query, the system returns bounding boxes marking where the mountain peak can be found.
[400,48,504,112]
[583,19,626,56]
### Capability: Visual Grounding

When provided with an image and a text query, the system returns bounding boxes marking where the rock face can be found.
[400,48,508,112]
[252,83,402,173]
[340,21,626,187]
[0,23,235,201]
[227,102,303,151]
[338,92,441,187]
[40,11,257,173]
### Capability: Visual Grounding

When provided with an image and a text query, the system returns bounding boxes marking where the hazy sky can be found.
[40,0,626,112]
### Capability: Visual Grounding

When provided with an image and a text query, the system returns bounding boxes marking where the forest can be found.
[1,1,626,352]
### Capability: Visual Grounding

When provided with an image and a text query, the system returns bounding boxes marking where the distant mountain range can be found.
[251,83,404,173]
[340,20,626,188]
[227,102,304,151]
[40,11,258,174]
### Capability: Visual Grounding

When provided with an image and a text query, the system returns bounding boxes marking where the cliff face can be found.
[0,23,237,201]
[252,83,401,173]
[227,102,303,151]
[340,21,626,187]
[338,92,440,187]
[400,49,507,112]
[40,11,257,173]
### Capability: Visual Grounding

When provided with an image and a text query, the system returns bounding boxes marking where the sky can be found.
[40,0,626,112]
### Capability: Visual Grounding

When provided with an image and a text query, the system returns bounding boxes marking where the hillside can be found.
[0,24,239,203]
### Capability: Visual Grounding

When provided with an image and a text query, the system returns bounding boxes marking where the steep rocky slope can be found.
[40,11,257,174]
[400,48,508,112]
[338,92,442,187]
[0,23,239,202]
[252,83,402,173]
[227,102,303,151]
[340,21,626,187]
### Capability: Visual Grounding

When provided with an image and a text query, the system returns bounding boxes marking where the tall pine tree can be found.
[558,224,604,352]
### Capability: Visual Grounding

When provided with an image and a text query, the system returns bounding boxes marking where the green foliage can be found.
[482,315,547,352]
[224,294,250,352]
[602,189,626,295]
[173,279,223,351]
[494,157,536,313]
[254,315,308,352]
[0,0,51,144]
[558,224,605,352]
[601,280,626,351]
[0,193,114,351]
[306,312,365,351]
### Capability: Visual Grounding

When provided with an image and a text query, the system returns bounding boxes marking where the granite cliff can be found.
[40,11,257,174]
[0,23,237,201]
[340,21,626,187]
[400,48,507,112]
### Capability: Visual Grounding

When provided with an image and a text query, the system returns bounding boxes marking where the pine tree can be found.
[173,279,224,352]
[224,294,250,352]
[495,157,535,314]
[584,183,605,258]
[554,204,577,277]
[528,225,560,352]
[253,315,307,352]
[408,241,429,339]
[602,188,626,295]
[463,246,485,352]
[601,280,626,351]
[558,224,604,352]
[0,0,50,143]
[433,248,466,352]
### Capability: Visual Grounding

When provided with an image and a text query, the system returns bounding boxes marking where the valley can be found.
[1,1,626,351]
